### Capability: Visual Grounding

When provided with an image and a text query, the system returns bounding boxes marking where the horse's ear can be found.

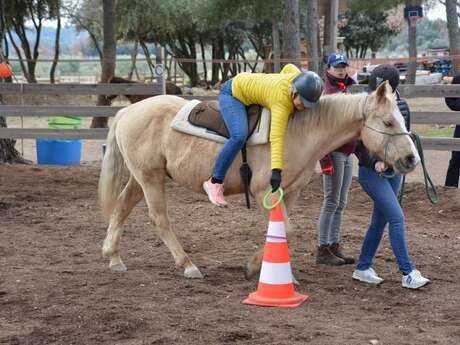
[375,80,391,104]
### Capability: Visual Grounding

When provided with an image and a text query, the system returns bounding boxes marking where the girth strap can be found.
[240,145,253,209]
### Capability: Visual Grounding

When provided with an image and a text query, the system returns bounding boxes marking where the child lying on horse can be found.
[203,64,324,207]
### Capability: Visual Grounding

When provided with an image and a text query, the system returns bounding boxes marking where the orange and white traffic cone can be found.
[243,201,308,308]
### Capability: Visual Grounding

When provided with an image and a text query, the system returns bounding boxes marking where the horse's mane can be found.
[288,92,366,136]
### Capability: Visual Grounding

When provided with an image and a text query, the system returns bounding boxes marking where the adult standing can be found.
[316,53,356,265]
[443,74,460,188]
[352,65,430,289]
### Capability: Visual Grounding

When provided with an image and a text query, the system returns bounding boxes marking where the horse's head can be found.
[361,81,420,174]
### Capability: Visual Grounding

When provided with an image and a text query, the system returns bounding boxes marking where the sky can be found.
[425,2,447,20]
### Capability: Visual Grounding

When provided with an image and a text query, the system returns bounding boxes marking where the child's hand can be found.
[374,161,386,173]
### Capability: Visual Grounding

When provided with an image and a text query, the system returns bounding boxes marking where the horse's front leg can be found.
[245,188,301,280]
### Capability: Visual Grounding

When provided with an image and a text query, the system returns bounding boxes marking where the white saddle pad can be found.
[170,100,270,146]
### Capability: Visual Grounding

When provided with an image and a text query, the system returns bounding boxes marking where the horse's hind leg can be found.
[141,169,203,279]
[102,176,144,272]
[245,189,301,280]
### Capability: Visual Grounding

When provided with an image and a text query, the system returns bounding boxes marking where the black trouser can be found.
[445,125,460,187]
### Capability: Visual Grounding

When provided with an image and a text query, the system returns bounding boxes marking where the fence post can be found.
[20,83,24,155]
[155,45,166,95]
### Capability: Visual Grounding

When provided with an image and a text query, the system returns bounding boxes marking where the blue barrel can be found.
[36,139,82,166]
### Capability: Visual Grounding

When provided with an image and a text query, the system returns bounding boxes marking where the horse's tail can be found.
[98,109,127,220]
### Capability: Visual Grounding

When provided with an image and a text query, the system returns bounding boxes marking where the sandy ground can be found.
[0,165,459,345]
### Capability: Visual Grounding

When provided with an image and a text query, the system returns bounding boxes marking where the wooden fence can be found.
[1,83,460,151]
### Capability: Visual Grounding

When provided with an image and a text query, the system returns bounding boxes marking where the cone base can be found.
[242,291,308,308]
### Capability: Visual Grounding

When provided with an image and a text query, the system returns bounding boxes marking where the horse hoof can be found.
[184,266,203,279]
[110,262,127,272]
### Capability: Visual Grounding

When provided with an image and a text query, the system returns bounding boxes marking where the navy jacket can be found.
[445,75,460,111]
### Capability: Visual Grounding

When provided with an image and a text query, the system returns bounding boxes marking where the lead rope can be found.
[398,133,439,205]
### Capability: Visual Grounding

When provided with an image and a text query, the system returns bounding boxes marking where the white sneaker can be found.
[352,268,384,284]
[402,270,430,289]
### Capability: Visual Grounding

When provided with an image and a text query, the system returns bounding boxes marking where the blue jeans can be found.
[318,152,353,246]
[357,167,415,275]
[212,80,248,181]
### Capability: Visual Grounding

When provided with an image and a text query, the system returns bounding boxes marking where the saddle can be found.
[188,101,262,139]
[179,100,264,209]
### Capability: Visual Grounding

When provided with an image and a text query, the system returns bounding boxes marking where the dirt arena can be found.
[1,161,459,345]
[1,95,460,344]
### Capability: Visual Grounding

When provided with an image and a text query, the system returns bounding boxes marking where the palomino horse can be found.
[99,81,420,279]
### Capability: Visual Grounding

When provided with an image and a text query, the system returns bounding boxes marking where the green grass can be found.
[413,127,454,138]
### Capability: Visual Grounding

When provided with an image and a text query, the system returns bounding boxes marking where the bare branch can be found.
[7,29,28,79]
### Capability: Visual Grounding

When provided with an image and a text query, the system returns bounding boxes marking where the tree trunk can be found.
[9,8,43,83]
[281,0,301,67]
[0,2,28,164]
[7,29,28,80]
[140,40,155,79]
[405,0,421,84]
[91,0,117,129]
[50,11,61,83]
[306,0,319,73]
[272,19,281,73]
[199,36,208,87]
[328,0,339,55]
[406,20,418,84]
[323,1,331,60]
[211,36,222,85]
[222,43,240,81]
[128,39,138,80]
[446,0,460,73]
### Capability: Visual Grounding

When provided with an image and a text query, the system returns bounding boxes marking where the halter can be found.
[361,95,413,178]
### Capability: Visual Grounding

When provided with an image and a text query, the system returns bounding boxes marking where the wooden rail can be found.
[0,82,163,95]
[0,128,108,140]
[350,84,460,98]
[0,105,124,117]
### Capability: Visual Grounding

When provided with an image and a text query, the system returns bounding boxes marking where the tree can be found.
[340,10,399,58]
[405,0,422,84]
[64,0,103,60]
[91,0,116,129]
[4,0,59,83]
[305,0,319,73]
[0,1,28,163]
[117,0,280,86]
[49,0,61,83]
[445,0,460,73]
[282,0,301,67]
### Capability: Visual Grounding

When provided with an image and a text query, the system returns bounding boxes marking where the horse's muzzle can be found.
[395,153,419,174]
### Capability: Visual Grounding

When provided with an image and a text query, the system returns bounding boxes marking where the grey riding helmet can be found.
[368,64,400,92]
[292,71,323,108]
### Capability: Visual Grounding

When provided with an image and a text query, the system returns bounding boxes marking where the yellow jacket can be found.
[231,64,301,170]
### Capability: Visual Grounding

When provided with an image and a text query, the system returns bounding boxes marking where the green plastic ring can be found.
[263,187,284,209]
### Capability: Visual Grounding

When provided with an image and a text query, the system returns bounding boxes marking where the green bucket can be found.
[48,116,82,129]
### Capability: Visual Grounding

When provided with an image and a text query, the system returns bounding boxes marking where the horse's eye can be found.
[383,121,393,128]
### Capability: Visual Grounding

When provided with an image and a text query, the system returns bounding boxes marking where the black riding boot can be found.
[329,243,355,265]
[316,245,345,266]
